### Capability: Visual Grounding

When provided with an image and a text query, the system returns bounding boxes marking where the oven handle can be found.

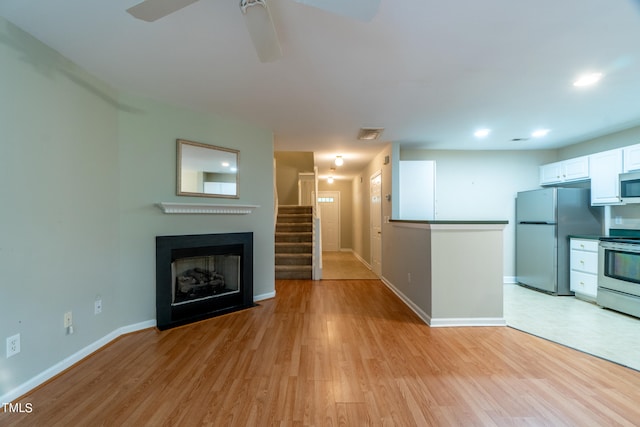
[599,242,640,253]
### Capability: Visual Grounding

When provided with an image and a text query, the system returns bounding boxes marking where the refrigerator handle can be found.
[519,221,555,225]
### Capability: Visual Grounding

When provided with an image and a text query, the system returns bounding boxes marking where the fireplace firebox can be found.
[156,232,254,330]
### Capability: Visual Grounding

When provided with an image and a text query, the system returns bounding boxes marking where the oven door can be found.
[599,243,640,297]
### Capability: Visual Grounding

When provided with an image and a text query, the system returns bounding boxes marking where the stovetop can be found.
[600,236,640,244]
[601,229,640,244]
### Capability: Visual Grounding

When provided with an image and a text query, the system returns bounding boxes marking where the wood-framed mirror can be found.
[176,139,239,199]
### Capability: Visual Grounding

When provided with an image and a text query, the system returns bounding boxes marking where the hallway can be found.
[321,251,378,280]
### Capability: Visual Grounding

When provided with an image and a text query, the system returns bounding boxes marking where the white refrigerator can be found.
[515,188,602,295]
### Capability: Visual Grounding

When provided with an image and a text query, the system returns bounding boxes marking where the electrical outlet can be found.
[94,298,102,315]
[6,334,20,358]
[64,311,73,328]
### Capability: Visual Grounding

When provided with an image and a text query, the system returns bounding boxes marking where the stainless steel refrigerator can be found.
[516,187,602,295]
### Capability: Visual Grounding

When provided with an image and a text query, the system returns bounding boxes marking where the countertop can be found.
[568,235,603,240]
[389,219,508,225]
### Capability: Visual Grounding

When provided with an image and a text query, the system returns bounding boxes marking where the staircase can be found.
[275,205,313,279]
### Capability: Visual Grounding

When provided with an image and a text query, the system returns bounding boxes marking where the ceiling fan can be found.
[126,0,381,62]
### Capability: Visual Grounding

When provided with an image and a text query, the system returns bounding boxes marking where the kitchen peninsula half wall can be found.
[384,220,508,327]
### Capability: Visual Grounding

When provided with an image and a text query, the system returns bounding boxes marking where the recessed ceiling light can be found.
[531,129,550,138]
[474,129,491,138]
[573,72,603,87]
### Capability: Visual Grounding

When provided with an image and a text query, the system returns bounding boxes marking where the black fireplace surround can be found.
[156,232,254,330]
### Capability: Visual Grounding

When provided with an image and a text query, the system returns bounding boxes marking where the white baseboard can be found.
[254,291,276,301]
[380,276,432,325]
[351,251,373,270]
[429,318,507,327]
[503,276,517,284]
[2,288,279,404]
[380,277,507,328]
[1,320,156,404]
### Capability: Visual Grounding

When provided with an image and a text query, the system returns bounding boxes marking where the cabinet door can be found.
[563,156,589,182]
[539,162,563,185]
[590,149,623,205]
[624,144,640,172]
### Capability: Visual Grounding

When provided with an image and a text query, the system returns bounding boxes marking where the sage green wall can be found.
[117,94,275,325]
[0,17,120,396]
[0,16,275,399]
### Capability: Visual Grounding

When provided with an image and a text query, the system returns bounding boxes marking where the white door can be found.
[318,191,340,252]
[370,172,382,276]
[298,173,315,206]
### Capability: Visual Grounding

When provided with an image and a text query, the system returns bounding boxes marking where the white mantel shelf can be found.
[156,202,260,215]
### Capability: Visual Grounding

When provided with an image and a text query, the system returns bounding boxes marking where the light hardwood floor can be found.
[3,279,640,426]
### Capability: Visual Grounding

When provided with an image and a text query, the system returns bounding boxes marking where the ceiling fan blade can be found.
[294,0,381,22]
[240,0,283,62]
[126,0,200,22]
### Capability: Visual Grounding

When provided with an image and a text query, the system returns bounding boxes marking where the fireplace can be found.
[156,232,254,330]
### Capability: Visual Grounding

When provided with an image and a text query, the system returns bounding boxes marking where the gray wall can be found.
[0,17,274,398]
[351,145,394,266]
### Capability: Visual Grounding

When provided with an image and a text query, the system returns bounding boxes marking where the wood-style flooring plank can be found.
[2,279,640,426]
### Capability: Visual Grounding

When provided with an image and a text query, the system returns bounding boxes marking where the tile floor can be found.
[504,283,640,372]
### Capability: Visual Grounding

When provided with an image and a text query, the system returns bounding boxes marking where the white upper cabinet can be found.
[539,162,563,185]
[539,156,589,186]
[563,156,591,181]
[623,143,640,172]
[590,148,623,205]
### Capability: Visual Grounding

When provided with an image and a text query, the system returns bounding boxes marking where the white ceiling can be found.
[2,0,640,180]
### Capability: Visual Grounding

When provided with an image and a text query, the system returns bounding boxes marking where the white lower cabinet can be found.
[570,238,599,300]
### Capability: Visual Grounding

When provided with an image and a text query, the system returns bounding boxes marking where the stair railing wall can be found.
[312,166,322,280]
[274,158,278,229]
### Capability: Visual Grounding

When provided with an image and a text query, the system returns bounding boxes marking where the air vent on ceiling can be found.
[358,127,384,140]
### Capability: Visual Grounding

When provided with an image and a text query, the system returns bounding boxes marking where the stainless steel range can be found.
[598,236,640,319]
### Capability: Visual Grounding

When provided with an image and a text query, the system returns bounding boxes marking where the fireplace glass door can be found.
[172,254,240,306]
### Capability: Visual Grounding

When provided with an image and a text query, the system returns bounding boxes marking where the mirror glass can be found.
[177,139,239,198]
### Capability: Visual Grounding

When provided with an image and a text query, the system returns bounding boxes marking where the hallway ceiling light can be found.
[335,156,344,166]
[327,176,334,184]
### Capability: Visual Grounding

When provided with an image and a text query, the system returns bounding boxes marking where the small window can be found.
[317,197,334,203]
